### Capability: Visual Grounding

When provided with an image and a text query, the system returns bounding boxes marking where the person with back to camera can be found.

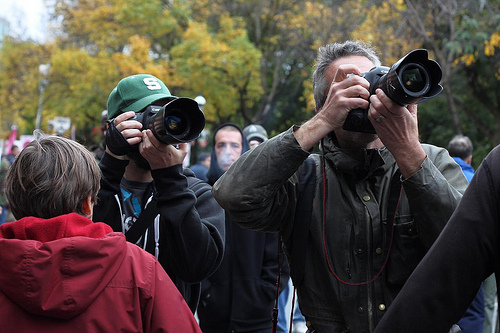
[0,134,201,332]
[211,40,468,332]
[92,74,225,313]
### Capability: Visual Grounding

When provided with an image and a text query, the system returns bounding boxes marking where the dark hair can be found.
[198,152,211,163]
[313,40,381,110]
[448,135,473,160]
[5,135,100,219]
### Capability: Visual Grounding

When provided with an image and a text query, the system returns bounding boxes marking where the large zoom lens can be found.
[147,97,205,144]
[342,49,443,134]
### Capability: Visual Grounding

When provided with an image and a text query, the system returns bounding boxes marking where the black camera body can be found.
[342,49,443,134]
[132,97,205,144]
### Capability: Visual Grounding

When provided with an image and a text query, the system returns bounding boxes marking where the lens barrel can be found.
[148,97,206,144]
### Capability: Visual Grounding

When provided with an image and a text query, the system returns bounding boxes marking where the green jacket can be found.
[213,126,468,333]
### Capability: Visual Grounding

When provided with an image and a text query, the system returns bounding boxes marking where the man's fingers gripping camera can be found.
[343,49,443,134]
[106,97,206,155]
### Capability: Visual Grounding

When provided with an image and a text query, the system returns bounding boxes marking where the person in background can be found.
[448,134,487,332]
[190,151,211,181]
[243,123,307,332]
[0,156,10,225]
[243,124,269,149]
[212,40,467,332]
[6,145,19,165]
[197,123,289,333]
[93,74,225,313]
[88,110,108,161]
[448,134,475,181]
[0,135,201,332]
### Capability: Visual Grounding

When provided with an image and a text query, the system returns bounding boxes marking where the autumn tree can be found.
[169,17,262,126]
[42,0,264,138]
[2,0,499,157]
[386,0,499,139]
[179,1,334,132]
[0,39,50,137]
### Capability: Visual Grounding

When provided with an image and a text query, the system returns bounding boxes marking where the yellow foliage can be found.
[350,0,417,64]
[457,53,478,67]
[0,40,50,137]
[484,32,500,57]
[170,17,262,124]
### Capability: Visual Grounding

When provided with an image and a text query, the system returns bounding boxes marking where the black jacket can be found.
[93,152,225,312]
[198,124,289,332]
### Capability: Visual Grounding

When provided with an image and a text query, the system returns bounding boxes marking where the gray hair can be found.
[313,40,381,110]
[448,134,473,160]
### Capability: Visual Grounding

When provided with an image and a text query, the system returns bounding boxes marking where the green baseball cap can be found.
[107,74,176,119]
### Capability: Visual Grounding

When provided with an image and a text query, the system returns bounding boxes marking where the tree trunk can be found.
[442,80,462,134]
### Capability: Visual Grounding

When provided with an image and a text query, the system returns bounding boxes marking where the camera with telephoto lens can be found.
[130,97,205,145]
[342,49,443,134]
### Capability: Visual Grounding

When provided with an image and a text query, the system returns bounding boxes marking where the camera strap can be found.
[125,200,158,245]
[288,157,402,287]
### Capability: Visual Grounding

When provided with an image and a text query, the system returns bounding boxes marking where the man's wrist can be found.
[105,147,128,160]
[294,115,335,150]
[394,145,426,179]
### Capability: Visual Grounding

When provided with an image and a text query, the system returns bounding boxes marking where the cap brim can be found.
[247,133,268,142]
[125,94,177,112]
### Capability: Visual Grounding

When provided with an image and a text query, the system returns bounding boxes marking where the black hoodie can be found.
[199,123,289,332]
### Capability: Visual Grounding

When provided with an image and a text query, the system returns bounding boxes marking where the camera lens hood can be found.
[148,97,206,144]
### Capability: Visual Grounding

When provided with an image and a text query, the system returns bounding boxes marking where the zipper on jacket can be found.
[115,194,125,232]
[347,228,352,280]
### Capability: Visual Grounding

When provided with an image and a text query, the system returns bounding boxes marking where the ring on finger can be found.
[375,115,385,123]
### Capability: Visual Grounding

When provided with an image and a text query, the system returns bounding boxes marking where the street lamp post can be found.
[35,63,50,130]
[191,95,207,165]
[194,95,206,112]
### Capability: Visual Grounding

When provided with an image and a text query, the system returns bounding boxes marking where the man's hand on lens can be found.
[139,129,188,170]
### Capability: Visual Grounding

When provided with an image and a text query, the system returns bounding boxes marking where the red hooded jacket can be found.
[0,213,201,332]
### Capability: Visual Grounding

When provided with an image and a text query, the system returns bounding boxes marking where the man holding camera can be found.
[93,74,225,313]
[212,40,468,332]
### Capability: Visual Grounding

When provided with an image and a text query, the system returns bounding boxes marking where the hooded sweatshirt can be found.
[0,213,201,332]
[198,124,289,332]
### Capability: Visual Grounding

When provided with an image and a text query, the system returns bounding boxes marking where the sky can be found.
[2,0,49,42]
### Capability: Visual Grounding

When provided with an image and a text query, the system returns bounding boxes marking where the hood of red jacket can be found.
[0,213,126,320]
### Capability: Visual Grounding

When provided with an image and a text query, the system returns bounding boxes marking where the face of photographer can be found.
[322,55,379,149]
[295,55,426,179]
[105,105,188,171]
